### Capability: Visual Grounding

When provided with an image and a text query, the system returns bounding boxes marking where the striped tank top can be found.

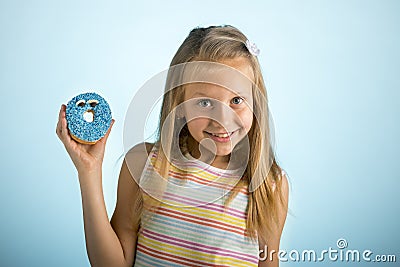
[134,147,259,267]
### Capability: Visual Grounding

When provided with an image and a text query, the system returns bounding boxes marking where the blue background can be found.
[0,0,398,266]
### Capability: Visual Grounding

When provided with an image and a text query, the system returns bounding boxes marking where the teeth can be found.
[212,132,231,138]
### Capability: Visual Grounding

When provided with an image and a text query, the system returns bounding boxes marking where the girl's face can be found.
[182,57,254,164]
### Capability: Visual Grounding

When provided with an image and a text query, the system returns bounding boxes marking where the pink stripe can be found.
[143,229,258,264]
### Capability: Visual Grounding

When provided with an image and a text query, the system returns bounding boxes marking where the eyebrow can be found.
[191,92,208,97]
[190,91,250,98]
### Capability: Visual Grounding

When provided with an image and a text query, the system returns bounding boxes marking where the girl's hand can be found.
[56,104,115,176]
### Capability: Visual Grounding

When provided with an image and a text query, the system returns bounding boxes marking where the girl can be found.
[57,25,289,267]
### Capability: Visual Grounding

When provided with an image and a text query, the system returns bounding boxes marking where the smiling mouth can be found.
[204,130,238,138]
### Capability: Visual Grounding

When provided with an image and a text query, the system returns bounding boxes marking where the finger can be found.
[60,105,71,140]
[56,105,64,138]
[58,105,73,144]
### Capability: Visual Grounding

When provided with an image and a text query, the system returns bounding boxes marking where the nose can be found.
[210,102,236,130]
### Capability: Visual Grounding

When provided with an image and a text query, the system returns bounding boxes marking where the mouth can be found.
[83,109,95,123]
[204,129,238,142]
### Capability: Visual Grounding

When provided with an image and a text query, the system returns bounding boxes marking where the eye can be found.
[231,97,244,105]
[197,99,212,108]
[76,99,86,107]
[88,99,99,107]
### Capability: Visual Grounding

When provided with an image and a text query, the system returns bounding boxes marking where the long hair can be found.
[147,25,287,244]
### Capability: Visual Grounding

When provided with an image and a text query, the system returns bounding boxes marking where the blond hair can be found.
[145,25,287,244]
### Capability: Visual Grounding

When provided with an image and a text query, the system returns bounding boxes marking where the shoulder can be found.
[112,141,155,223]
[126,142,154,156]
[278,169,289,225]
[124,142,155,181]
[272,169,289,227]
[271,169,289,196]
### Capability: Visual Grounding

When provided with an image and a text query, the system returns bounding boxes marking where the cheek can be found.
[239,110,254,132]
[186,118,209,132]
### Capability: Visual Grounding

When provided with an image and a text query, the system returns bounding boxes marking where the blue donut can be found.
[66,92,112,144]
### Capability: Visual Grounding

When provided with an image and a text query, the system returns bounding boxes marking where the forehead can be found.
[184,83,251,100]
[183,58,254,99]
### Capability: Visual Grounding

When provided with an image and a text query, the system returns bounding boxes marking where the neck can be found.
[186,135,231,169]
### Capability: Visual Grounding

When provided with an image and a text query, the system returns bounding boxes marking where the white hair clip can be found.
[245,40,260,56]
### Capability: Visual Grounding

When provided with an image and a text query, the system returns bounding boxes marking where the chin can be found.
[215,147,234,156]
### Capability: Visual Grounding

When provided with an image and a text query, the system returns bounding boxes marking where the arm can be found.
[258,173,289,267]
[57,104,126,267]
[79,166,130,267]
[80,144,151,267]
[56,104,149,267]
